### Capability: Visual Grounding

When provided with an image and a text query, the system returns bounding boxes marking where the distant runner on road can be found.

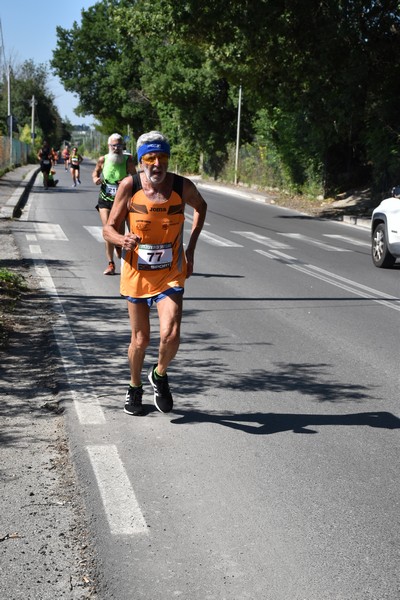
[92,133,136,275]
[37,141,53,190]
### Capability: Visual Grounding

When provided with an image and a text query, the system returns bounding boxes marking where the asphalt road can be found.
[10,162,400,599]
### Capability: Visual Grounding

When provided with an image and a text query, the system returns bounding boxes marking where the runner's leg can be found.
[155,293,183,375]
[127,301,151,386]
[98,207,114,263]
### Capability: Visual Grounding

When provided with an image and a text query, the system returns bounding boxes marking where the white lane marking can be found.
[87,445,148,535]
[232,230,292,249]
[255,249,297,263]
[29,245,42,254]
[34,262,106,424]
[26,234,37,241]
[22,195,105,422]
[278,232,351,251]
[20,196,34,221]
[33,223,68,241]
[197,230,243,247]
[324,234,370,247]
[254,249,400,312]
[307,262,400,300]
[185,213,211,227]
[84,225,104,243]
[88,221,242,247]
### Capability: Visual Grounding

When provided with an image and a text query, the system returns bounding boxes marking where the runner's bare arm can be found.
[103,176,141,250]
[183,179,207,277]
[92,156,105,184]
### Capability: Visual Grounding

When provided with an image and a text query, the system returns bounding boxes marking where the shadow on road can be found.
[169,409,400,435]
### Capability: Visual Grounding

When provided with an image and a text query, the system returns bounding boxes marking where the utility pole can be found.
[8,63,12,166]
[234,84,242,186]
[30,94,36,151]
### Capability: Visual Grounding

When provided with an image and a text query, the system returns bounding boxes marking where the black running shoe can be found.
[147,365,173,413]
[124,385,145,416]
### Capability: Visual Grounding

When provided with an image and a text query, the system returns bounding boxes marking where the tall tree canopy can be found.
[0,59,69,147]
[51,0,400,193]
[51,0,149,135]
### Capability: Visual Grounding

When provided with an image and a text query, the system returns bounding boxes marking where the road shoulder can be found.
[0,222,98,599]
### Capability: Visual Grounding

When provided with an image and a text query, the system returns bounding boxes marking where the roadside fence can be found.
[0,136,31,170]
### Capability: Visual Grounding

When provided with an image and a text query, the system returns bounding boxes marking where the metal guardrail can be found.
[0,136,31,169]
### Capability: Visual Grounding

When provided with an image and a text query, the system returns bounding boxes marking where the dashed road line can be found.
[278,232,351,251]
[87,445,148,535]
[34,261,106,424]
[324,234,370,247]
[198,230,243,247]
[232,230,292,249]
[83,225,104,243]
[254,249,400,312]
[33,223,68,240]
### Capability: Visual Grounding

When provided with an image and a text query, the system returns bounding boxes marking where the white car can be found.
[371,186,400,268]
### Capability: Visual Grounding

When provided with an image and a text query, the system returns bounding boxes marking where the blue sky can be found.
[1,0,96,124]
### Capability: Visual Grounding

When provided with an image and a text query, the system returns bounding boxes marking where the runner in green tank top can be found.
[92,133,137,275]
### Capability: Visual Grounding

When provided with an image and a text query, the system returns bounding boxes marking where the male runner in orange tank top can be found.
[103,131,207,416]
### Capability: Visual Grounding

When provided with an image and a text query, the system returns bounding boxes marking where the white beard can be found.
[107,151,124,165]
[143,164,167,185]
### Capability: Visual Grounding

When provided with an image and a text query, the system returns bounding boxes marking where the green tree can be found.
[0,59,67,148]
[52,0,251,173]
[51,0,149,134]
[114,0,250,173]
[51,0,400,191]
[162,0,400,192]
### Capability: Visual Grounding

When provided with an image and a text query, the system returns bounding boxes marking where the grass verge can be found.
[0,267,27,349]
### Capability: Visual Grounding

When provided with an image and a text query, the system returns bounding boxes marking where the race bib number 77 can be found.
[137,243,172,270]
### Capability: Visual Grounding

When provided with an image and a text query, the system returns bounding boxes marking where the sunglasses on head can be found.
[141,152,169,165]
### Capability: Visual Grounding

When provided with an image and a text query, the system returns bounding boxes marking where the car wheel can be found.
[371,223,396,268]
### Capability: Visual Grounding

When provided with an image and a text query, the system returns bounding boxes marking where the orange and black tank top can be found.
[120,173,187,298]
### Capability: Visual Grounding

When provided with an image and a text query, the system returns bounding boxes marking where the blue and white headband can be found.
[137,141,170,162]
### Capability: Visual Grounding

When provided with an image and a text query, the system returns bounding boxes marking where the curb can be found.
[0,167,40,219]
[196,180,273,203]
[342,214,371,229]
